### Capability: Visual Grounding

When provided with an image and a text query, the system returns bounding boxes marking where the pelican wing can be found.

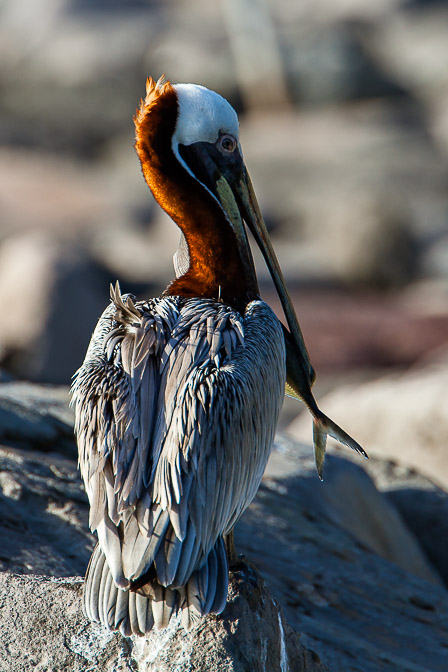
[71,287,285,629]
[71,285,179,586]
[148,298,284,580]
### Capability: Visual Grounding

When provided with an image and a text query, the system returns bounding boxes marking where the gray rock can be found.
[0,572,327,672]
[387,476,448,588]
[0,232,110,384]
[0,443,92,577]
[131,568,327,672]
[264,438,441,586]
[0,575,132,672]
[239,102,448,288]
[314,193,418,288]
[0,1,161,157]
[372,8,448,100]
[0,382,91,577]
[431,90,448,156]
[283,21,407,104]
[288,367,448,590]
[237,442,448,672]
[0,381,73,451]
[329,453,448,588]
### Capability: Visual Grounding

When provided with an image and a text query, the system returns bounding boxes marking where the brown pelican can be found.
[71,76,366,637]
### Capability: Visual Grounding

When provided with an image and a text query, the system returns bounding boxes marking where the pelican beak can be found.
[228,165,315,389]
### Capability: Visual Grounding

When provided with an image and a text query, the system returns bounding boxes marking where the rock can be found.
[0,149,113,238]
[288,365,448,490]
[0,1,161,157]
[131,567,327,672]
[237,441,448,672]
[0,381,73,451]
[287,366,448,587]
[431,89,448,155]
[0,232,110,384]
[0,572,327,672]
[387,479,448,588]
[283,21,407,105]
[239,100,448,289]
[328,454,448,588]
[263,438,441,586]
[0,442,92,577]
[0,382,92,577]
[316,193,418,288]
[385,465,448,586]
[372,8,448,101]
[0,369,14,383]
[0,575,131,672]
[0,383,91,576]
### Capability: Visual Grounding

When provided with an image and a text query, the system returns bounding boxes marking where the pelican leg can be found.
[224,530,238,567]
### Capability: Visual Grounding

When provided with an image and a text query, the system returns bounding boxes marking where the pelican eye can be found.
[218,134,237,153]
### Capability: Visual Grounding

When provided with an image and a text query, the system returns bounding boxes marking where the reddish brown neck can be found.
[134,85,256,311]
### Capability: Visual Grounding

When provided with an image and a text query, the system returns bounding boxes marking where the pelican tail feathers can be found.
[83,541,228,636]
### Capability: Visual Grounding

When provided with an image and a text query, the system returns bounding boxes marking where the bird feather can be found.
[71,295,285,635]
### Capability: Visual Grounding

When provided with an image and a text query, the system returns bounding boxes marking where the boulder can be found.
[263,437,441,586]
[0,381,73,451]
[0,232,110,384]
[383,463,448,588]
[314,449,448,589]
[0,572,325,672]
[239,100,448,290]
[0,575,128,672]
[237,441,448,672]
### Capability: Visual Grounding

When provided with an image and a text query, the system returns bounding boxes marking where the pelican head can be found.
[134,76,313,382]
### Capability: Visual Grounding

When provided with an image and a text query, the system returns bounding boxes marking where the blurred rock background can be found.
[1,0,448,385]
[1,1,448,669]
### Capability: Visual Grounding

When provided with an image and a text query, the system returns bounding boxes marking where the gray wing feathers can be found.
[122,507,170,580]
[73,290,285,635]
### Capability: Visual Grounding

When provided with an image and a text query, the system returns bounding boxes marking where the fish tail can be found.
[313,412,368,481]
[312,417,327,481]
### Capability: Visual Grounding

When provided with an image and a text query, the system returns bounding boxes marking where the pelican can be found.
[71,76,366,637]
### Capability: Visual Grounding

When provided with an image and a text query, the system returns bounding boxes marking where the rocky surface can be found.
[237,440,448,672]
[0,571,325,672]
[368,458,448,588]
[0,381,448,671]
